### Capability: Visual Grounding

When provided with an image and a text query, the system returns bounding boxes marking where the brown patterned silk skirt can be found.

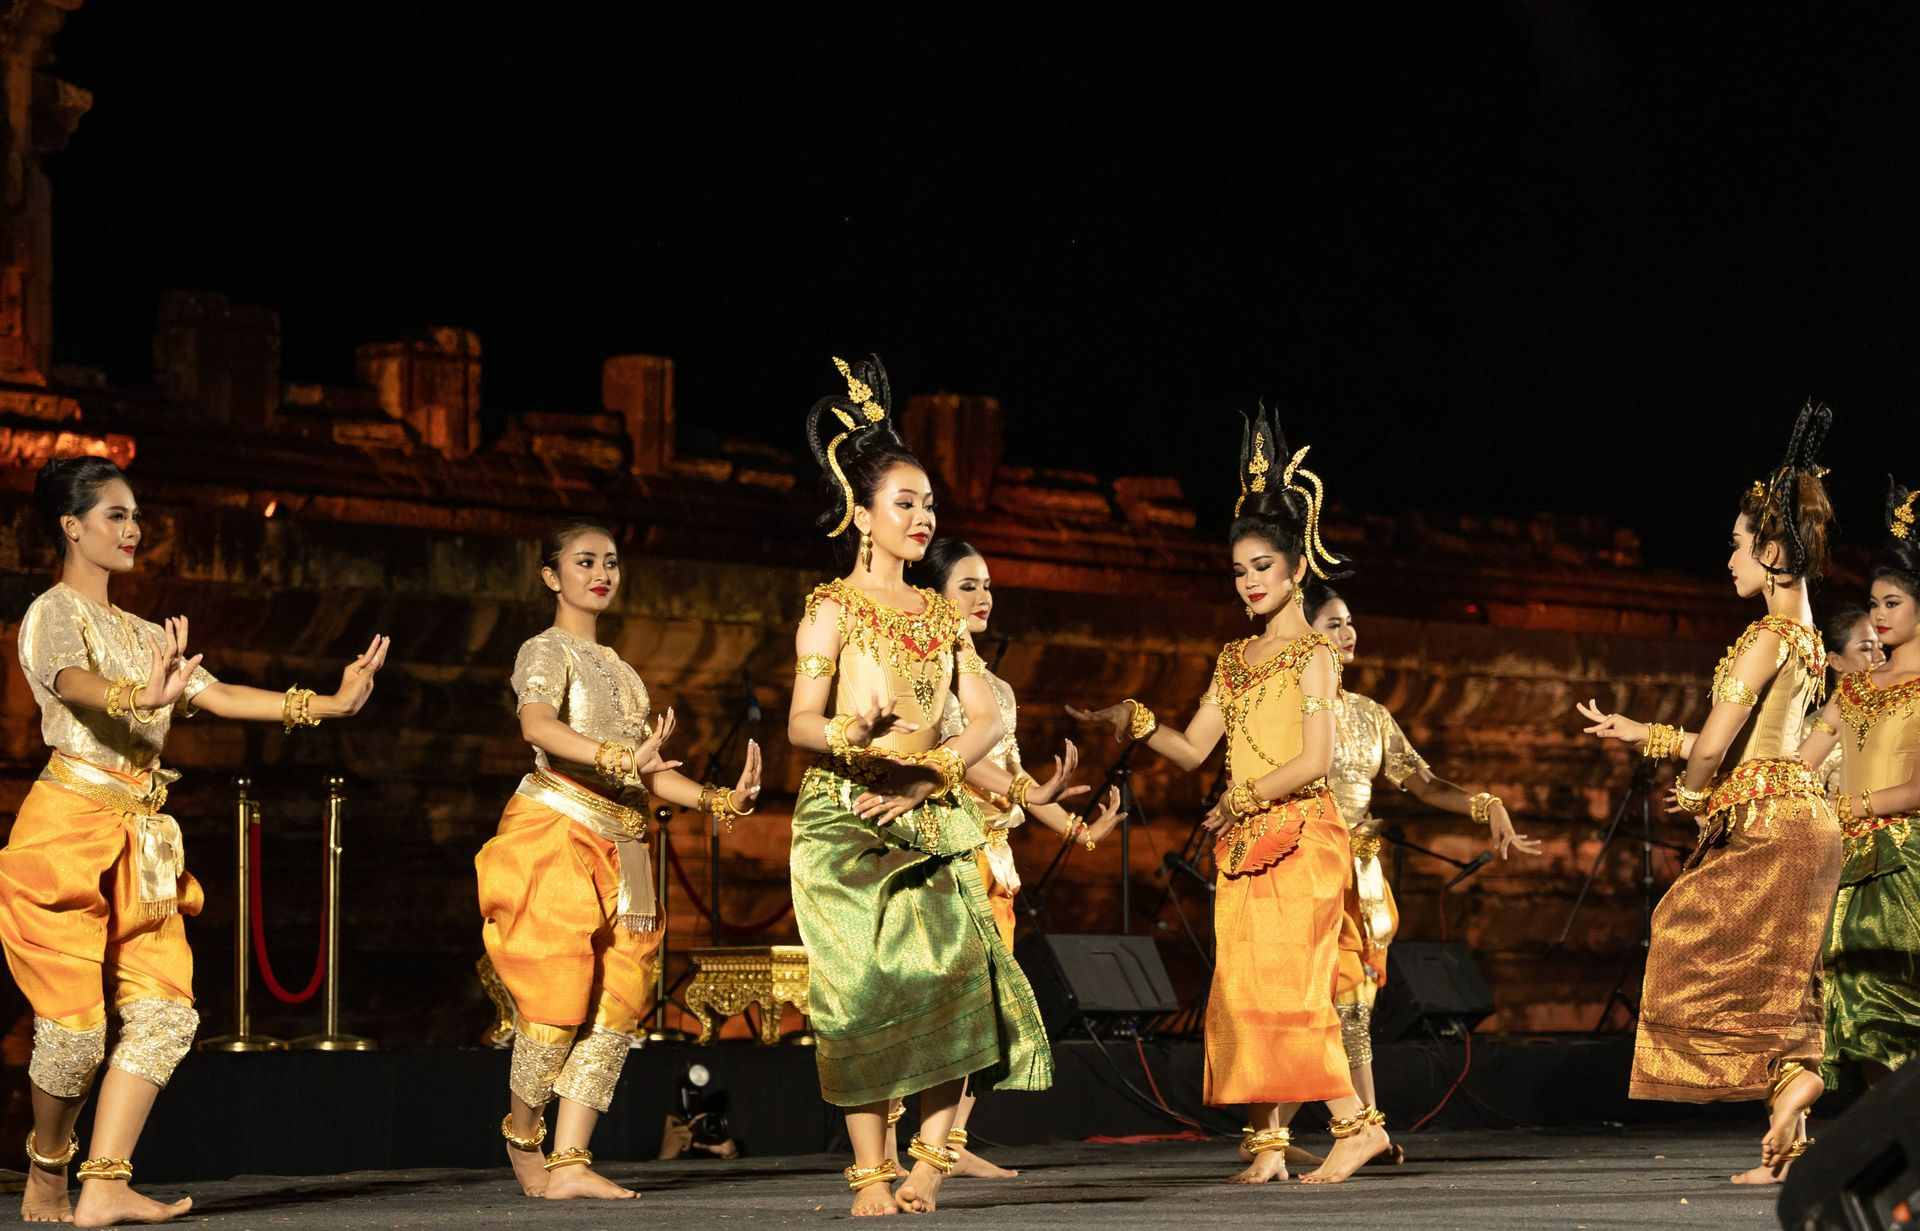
[1631,763,1844,1102]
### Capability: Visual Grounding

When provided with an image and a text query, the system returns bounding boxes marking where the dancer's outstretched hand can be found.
[1486,798,1543,858]
[1025,739,1092,807]
[1066,701,1134,744]
[135,616,205,710]
[632,708,683,777]
[329,634,392,718]
[1084,786,1128,844]
[1576,699,1648,746]
[844,695,918,748]
[729,739,763,814]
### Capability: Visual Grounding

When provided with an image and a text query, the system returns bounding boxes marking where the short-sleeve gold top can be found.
[804,579,966,758]
[16,583,218,773]
[510,626,652,799]
[1328,690,1432,832]
[1715,616,1825,766]
[938,668,1024,833]
[1203,631,1339,792]
[1834,669,1920,801]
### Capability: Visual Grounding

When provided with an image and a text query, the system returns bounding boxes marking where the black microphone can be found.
[1161,851,1215,893]
[1443,850,1495,891]
[742,670,761,725]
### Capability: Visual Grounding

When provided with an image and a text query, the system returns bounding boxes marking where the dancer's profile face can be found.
[1726,514,1780,600]
[543,531,620,616]
[1231,536,1305,617]
[941,553,993,635]
[64,477,142,575]
[1869,578,1917,650]
[855,464,936,566]
[1312,597,1357,663]
[1829,616,1885,675]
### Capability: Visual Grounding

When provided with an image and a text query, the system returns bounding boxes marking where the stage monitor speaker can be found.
[1778,1062,1920,1231]
[1373,941,1492,1042]
[1014,933,1178,1037]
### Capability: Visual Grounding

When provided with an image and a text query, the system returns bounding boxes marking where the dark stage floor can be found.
[0,1128,1788,1229]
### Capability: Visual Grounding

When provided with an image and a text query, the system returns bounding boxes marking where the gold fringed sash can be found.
[40,754,185,920]
[515,770,657,932]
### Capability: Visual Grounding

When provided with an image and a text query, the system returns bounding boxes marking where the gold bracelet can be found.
[281,685,320,733]
[1671,780,1714,816]
[825,713,862,761]
[1643,723,1682,761]
[105,678,139,722]
[1125,699,1158,742]
[1008,772,1036,811]
[594,739,636,781]
[1859,790,1876,820]
[1467,792,1501,825]
[1226,781,1264,819]
[702,782,756,834]
[918,745,966,795]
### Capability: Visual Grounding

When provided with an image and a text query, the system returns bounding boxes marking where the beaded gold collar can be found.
[804,579,962,716]
[1835,668,1920,752]
[1216,631,1335,699]
[1713,615,1825,708]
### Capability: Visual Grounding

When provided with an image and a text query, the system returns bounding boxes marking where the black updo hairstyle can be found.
[1821,605,1871,657]
[1874,474,1920,601]
[1226,403,1354,582]
[1302,581,1345,625]
[34,456,129,560]
[538,520,617,592]
[914,538,983,594]
[1738,400,1835,583]
[803,355,927,569]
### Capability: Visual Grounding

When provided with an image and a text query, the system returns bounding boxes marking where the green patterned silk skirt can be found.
[789,761,1054,1108]
[1823,817,1920,1089]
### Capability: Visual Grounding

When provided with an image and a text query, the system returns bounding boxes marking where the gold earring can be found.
[1245,604,1256,620]
[859,531,873,573]
[1765,573,1776,597]
[1278,585,1298,614]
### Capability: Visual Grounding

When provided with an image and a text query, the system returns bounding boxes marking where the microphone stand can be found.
[701,671,760,945]
[1023,739,1146,933]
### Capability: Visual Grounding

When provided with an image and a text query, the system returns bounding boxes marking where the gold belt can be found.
[40,754,186,919]
[1706,758,1820,817]
[1841,810,1914,841]
[515,770,657,931]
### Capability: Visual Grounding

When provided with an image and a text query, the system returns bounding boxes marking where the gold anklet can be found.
[1244,1127,1292,1155]
[906,1136,957,1174]
[500,1113,547,1152]
[1365,1106,1388,1128]
[885,1101,905,1126]
[543,1147,593,1171]
[23,1128,79,1169]
[1327,1107,1375,1139]
[844,1160,899,1192]
[76,1157,133,1183]
[1784,1137,1814,1160]
[946,1128,968,1149]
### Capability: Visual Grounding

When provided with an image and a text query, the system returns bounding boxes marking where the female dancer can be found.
[1305,584,1540,1132]
[478,520,763,1201]
[1072,407,1391,1185]
[786,357,1051,1215]
[0,457,389,1226]
[1810,606,1883,798]
[1795,477,1920,1107]
[1576,402,1842,1184]
[907,538,1128,1179]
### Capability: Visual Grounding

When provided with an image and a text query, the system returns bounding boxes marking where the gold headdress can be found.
[811,355,894,538]
[1890,476,1917,542]
[1234,402,1350,581]
[1744,399,1833,580]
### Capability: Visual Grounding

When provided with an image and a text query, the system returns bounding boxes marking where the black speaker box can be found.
[1013,933,1179,1037]
[1778,1062,1920,1230]
[1373,940,1493,1042]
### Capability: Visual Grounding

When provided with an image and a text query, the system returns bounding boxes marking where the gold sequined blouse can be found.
[15,583,218,773]
[1714,616,1825,766]
[511,627,652,799]
[1834,669,1920,798]
[1328,690,1432,833]
[1201,631,1340,788]
[804,579,968,758]
[938,668,1025,832]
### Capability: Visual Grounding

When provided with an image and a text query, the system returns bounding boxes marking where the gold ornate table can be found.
[684,945,811,1045]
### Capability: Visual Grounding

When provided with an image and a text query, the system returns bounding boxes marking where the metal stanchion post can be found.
[291,776,375,1051]
[643,806,687,1044]
[200,777,285,1052]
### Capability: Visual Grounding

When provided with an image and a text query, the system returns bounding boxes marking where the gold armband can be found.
[281,685,320,733]
[1643,723,1683,761]
[1125,699,1158,741]
[1008,772,1036,811]
[1301,694,1335,717]
[1810,714,1837,738]
[795,654,836,680]
[1671,780,1713,816]
[1711,675,1760,707]
[1467,791,1501,825]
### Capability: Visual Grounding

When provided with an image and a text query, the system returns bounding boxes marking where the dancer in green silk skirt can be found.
[786,357,1052,1216]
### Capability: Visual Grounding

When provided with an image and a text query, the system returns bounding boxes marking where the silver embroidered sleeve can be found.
[1334,1001,1374,1068]
[29,1017,106,1098]
[509,1030,575,1109]
[108,999,199,1088]
[551,1026,632,1113]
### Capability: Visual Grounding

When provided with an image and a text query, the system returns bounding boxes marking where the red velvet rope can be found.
[663,832,794,936]
[247,822,327,1004]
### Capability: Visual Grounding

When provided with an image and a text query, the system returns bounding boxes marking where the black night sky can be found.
[42,6,1920,572]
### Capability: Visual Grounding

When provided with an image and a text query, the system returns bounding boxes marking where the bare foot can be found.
[1731,1160,1795,1186]
[21,1162,73,1223]
[896,1160,948,1213]
[951,1147,1018,1179]
[1236,1139,1322,1170]
[1759,1071,1822,1173]
[851,1184,900,1216]
[540,1165,637,1200]
[505,1144,548,1197]
[70,1182,191,1228]
[1300,1124,1389,1185]
[1228,1149,1289,1184]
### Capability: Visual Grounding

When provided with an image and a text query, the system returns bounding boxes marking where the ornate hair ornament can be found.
[1747,398,1833,579]
[817,355,894,538]
[1890,475,1917,542]
[1235,402,1350,581]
